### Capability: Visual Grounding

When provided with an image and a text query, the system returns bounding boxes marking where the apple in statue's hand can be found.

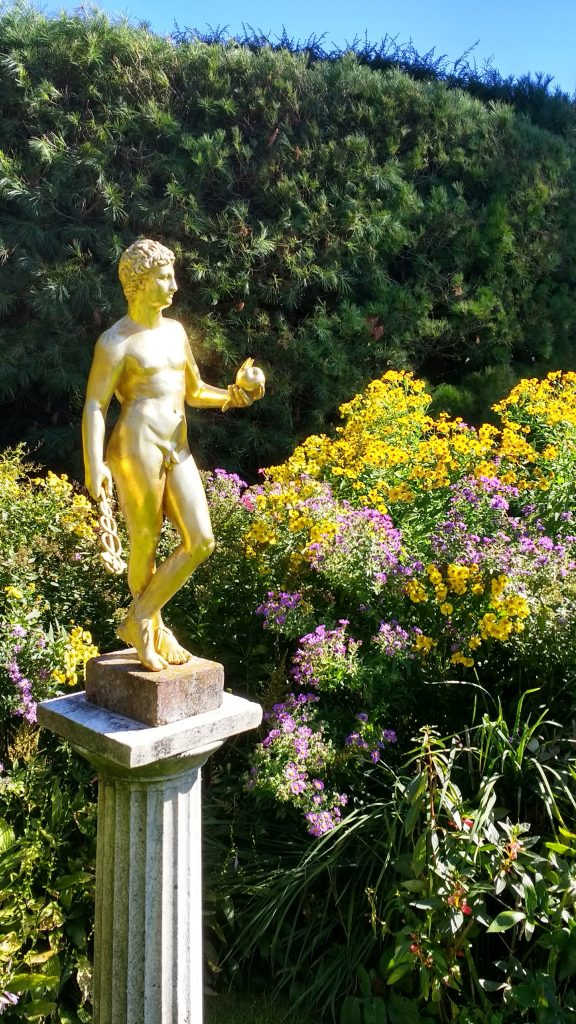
[235,357,265,398]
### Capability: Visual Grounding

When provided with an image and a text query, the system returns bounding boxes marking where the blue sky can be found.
[55,0,576,95]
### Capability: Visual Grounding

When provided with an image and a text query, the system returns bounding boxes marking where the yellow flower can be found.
[446,564,470,595]
[309,521,339,544]
[406,579,428,604]
[502,595,530,619]
[247,521,277,546]
[4,586,24,601]
[490,575,508,604]
[60,626,99,686]
[413,633,436,655]
[45,471,73,496]
[440,602,453,616]
[387,483,414,503]
[479,613,513,642]
[450,652,475,668]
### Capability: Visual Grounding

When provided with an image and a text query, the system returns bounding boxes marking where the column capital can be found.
[38,691,262,772]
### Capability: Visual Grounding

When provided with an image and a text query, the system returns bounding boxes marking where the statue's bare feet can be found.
[118,607,168,672]
[154,625,192,666]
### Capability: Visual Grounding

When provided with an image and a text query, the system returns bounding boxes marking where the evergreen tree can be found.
[0,6,575,472]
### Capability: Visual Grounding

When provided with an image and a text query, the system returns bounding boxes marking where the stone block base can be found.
[85,648,224,726]
[38,689,262,1024]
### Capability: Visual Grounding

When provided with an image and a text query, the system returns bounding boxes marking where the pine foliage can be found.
[1,5,575,471]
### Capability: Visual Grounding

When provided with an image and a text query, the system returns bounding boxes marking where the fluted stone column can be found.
[38,690,262,1024]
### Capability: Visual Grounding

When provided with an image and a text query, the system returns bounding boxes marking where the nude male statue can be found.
[82,239,265,671]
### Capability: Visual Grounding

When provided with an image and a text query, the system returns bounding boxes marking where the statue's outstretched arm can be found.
[82,337,124,500]
[184,336,265,411]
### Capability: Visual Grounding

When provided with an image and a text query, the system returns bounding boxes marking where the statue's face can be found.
[139,262,177,310]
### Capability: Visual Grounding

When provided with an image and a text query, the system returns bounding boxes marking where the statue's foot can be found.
[155,625,193,666]
[118,607,168,672]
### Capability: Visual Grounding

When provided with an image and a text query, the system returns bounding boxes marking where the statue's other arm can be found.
[82,337,125,500]
[184,334,252,410]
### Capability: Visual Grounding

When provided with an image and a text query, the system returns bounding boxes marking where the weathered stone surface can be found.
[85,648,224,726]
[38,690,263,1024]
[38,691,263,769]
[92,750,208,1024]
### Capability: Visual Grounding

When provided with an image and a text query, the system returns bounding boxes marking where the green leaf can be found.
[26,950,59,965]
[0,820,16,854]
[409,898,443,910]
[21,1000,57,1019]
[411,832,427,876]
[0,933,23,957]
[341,996,362,1024]
[56,871,93,890]
[363,998,387,1024]
[487,910,526,932]
[386,963,412,986]
[7,973,59,991]
[388,993,425,1024]
[357,964,371,998]
[546,842,574,857]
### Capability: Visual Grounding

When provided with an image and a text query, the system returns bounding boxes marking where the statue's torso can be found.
[107,317,190,452]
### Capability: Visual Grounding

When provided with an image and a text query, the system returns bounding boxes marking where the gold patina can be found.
[82,239,265,671]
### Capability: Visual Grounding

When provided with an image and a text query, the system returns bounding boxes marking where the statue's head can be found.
[118,239,176,302]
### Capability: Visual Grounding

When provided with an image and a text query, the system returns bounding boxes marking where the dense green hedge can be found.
[1,6,575,473]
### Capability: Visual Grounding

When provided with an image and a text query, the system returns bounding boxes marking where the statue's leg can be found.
[135,453,214,634]
[108,441,168,671]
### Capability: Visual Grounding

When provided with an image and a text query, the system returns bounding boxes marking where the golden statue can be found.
[82,240,265,671]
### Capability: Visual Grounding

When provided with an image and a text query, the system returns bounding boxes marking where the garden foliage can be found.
[0,447,121,1020]
[176,369,576,1021]
[2,367,576,1018]
[1,6,576,471]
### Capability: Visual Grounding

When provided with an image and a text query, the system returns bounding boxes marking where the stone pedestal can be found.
[85,649,224,727]
[38,689,262,1024]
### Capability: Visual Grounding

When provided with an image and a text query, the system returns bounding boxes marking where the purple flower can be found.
[356,712,368,722]
[305,810,337,837]
[11,625,26,638]
[375,620,411,657]
[0,991,19,1012]
[490,496,509,511]
[291,779,306,795]
[256,590,303,630]
[24,704,37,724]
[7,662,22,683]
[291,621,360,689]
[206,468,248,499]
